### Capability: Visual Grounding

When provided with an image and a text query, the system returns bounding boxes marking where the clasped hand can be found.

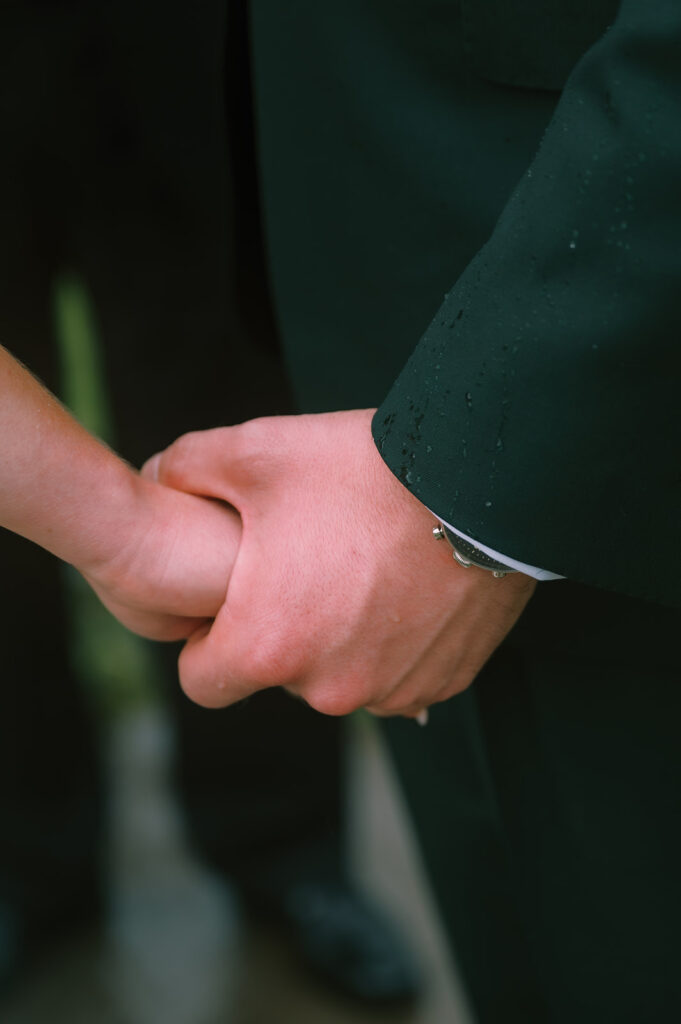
[81,473,241,642]
[134,409,534,718]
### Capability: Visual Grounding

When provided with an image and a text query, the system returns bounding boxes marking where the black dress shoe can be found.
[246,880,421,1005]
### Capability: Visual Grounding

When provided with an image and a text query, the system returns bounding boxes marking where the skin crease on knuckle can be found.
[240,640,300,691]
[365,664,463,719]
[220,594,312,692]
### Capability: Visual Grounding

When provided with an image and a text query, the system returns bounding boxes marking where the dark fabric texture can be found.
[386,580,681,1022]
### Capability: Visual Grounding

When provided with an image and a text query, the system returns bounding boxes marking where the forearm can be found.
[0,343,139,574]
[0,344,242,640]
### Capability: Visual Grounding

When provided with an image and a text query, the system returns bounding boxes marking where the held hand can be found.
[143,410,535,714]
[80,475,241,642]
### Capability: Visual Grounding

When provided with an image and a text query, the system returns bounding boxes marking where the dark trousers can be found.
[385,582,681,1023]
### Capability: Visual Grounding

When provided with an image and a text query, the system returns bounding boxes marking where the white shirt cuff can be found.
[433,514,565,582]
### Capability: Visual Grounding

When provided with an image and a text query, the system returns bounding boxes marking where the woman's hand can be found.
[80,473,241,641]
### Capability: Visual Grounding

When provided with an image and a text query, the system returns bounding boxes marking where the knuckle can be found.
[221,418,282,490]
[304,683,362,718]
[236,633,300,690]
[159,431,201,484]
[231,416,277,454]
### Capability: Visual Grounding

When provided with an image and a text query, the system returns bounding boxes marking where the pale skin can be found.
[0,344,241,641]
[144,409,536,718]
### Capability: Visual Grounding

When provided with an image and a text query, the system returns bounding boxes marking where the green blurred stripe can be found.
[52,271,115,443]
[53,270,159,713]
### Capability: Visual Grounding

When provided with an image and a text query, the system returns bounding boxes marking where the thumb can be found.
[177,614,259,709]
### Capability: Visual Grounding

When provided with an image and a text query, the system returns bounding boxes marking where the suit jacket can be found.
[249,0,679,610]
[374,0,681,608]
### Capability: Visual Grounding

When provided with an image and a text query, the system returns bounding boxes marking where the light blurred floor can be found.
[0,707,473,1024]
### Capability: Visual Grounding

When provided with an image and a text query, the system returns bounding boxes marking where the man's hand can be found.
[144,410,535,714]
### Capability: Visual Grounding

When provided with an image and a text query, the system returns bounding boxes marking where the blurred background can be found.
[0,2,472,1021]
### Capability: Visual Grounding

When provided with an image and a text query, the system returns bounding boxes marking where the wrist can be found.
[71,457,149,581]
[83,471,241,623]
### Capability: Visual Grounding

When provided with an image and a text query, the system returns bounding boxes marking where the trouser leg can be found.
[385,583,681,1023]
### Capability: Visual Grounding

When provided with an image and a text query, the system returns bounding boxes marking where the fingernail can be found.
[416,710,429,727]
[143,453,161,481]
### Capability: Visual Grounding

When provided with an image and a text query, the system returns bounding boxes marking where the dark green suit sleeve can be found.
[374,0,681,608]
